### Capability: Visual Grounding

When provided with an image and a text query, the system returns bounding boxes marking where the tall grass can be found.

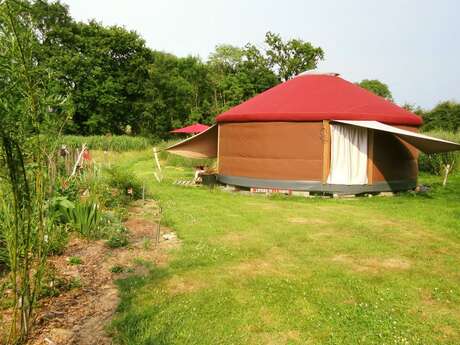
[419,130,460,174]
[62,135,152,151]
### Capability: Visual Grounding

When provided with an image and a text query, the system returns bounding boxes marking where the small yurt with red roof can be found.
[170,123,209,134]
[167,73,460,194]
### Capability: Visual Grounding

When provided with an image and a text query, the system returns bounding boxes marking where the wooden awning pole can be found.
[322,120,331,184]
[153,147,163,182]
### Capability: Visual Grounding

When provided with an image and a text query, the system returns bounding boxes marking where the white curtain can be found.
[327,124,368,185]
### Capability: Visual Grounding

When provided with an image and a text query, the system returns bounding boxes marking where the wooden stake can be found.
[155,206,162,247]
[70,143,86,177]
[153,147,162,172]
[443,163,453,187]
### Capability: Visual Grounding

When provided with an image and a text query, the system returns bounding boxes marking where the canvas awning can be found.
[165,125,217,158]
[334,120,460,153]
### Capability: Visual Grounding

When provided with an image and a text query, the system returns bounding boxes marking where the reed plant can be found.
[0,1,72,343]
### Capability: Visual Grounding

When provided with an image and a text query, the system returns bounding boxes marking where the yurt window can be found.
[327,124,368,185]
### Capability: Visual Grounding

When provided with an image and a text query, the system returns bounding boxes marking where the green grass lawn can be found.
[108,151,460,345]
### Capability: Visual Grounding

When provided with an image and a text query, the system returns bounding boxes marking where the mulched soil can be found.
[23,199,179,345]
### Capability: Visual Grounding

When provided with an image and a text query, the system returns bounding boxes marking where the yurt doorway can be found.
[327,124,368,185]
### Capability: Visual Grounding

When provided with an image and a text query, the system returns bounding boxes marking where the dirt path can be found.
[28,200,179,345]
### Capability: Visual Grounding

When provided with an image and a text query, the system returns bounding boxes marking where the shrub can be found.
[39,268,81,299]
[107,233,129,248]
[99,212,129,247]
[39,272,69,298]
[419,152,457,175]
[418,130,460,175]
[106,224,129,248]
[55,177,80,202]
[105,167,144,200]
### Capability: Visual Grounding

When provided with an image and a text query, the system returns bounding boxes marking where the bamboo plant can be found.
[0,1,70,343]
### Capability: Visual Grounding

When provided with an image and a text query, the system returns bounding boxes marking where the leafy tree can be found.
[208,44,244,72]
[207,44,278,116]
[402,103,425,117]
[23,1,153,134]
[143,31,324,136]
[69,22,153,134]
[357,79,393,101]
[11,3,326,138]
[263,31,324,81]
[141,52,214,136]
[422,101,460,132]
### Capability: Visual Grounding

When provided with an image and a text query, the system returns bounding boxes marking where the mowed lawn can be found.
[107,151,460,345]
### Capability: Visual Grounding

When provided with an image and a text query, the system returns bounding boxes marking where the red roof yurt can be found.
[167,73,460,194]
[170,123,209,134]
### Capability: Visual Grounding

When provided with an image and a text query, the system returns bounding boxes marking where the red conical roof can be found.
[171,123,210,134]
[216,74,422,126]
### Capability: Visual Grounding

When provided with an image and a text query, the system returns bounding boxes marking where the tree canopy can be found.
[5,0,457,138]
[16,0,330,138]
[422,101,460,132]
[263,31,324,81]
[357,79,393,101]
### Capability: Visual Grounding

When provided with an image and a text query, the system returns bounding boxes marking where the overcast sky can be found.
[61,0,459,109]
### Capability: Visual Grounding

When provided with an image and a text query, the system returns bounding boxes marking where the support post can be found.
[216,124,221,173]
[153,147,163,182]
[322,120,331,184]
[367,129,374,185]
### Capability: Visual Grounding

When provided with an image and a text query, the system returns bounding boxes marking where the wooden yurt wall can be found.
[218,122,323,181]
[371,126,419,183]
